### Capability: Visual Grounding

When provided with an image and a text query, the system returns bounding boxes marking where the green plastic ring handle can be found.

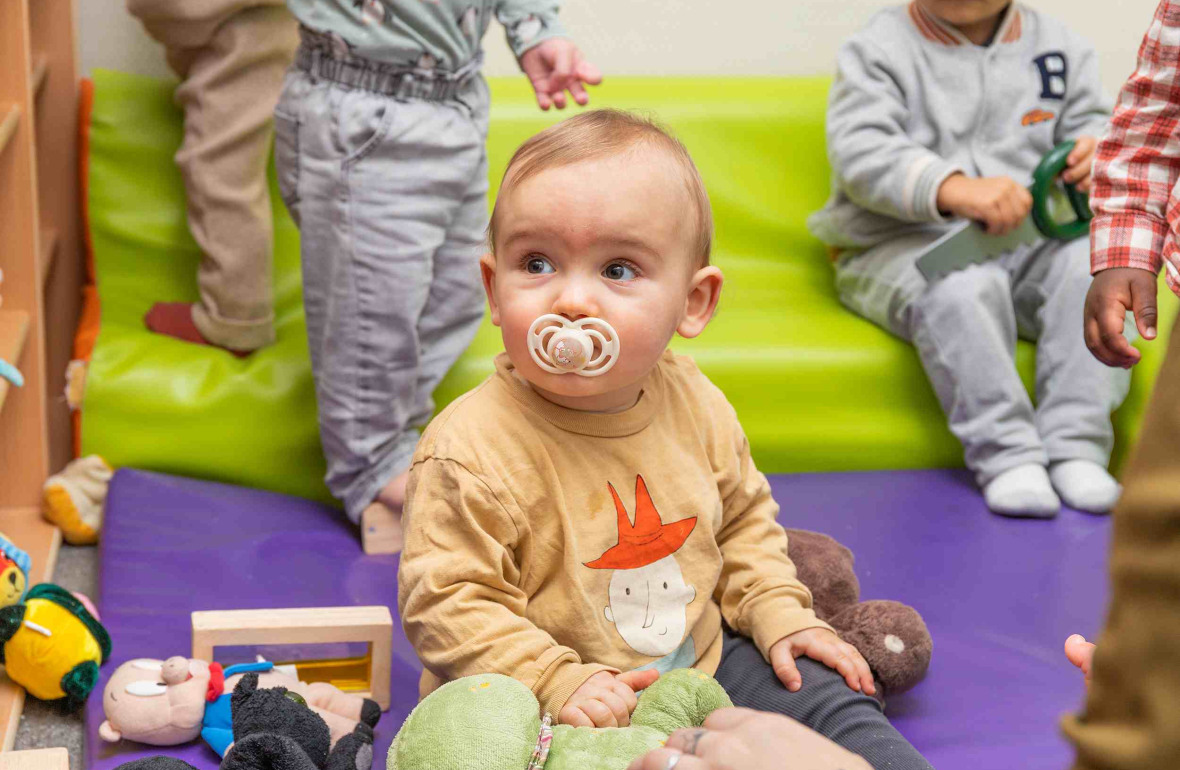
[1029,140,1092,240]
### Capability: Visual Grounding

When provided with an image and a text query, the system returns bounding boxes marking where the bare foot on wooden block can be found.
[362,501,403,555]
[144,302,250,358]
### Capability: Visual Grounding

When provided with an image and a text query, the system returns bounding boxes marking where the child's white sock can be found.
[983,464,1060,518]
[1049,460,1121,514]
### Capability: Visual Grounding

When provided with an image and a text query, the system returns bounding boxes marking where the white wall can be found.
[81,0,1157,98]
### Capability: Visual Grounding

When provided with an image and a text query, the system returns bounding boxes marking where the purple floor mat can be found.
[85,468,1108,770]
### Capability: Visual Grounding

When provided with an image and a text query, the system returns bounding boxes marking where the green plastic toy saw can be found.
[916,141,1092,281]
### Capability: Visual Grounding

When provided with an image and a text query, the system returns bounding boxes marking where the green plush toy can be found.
[389,668,732,770]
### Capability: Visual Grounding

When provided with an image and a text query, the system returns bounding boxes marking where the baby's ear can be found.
[678,266,723,339]
[98,720,122,743]
[480,253,501,327]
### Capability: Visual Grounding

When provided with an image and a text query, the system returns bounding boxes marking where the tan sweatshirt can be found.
[398,351,830,717]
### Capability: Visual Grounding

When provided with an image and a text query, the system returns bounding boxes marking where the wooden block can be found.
[0,506,62,750]
[192,606,394,710]
[361,502,403,555]
[0,747,69,770]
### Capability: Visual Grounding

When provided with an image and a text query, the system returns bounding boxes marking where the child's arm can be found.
[711,413,871,694]
[496,1,601,110]
[398,457,617,718]
[1084,0,1180,368]
[826,36,963,223]
[712,432,874,695]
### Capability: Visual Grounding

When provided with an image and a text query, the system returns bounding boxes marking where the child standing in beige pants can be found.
[126,0,298,355]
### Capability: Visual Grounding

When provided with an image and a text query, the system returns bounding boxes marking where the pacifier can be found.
[527,314,620,377]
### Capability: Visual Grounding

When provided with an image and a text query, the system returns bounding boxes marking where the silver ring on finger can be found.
[685,728,707,756]
[664,754,683,770]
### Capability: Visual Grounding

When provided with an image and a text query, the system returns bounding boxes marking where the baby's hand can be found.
[1062,136,1098,194]
[1064,634,1096,688]
[1084,267,1158,368]
[936,174,1033,236]
[559,669,659,728]
[519,38,602,111]
[770,628,876,696]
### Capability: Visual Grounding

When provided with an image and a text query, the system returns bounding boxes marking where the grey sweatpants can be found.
[273,39,488,521]
[834,231,1130,487]
[713,631,933,770]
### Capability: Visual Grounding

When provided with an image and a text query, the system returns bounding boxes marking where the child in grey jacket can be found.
[274,1,600,551]
[808,0,1130,517]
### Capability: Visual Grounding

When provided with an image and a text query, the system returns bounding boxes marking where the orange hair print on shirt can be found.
[585,476,697,570]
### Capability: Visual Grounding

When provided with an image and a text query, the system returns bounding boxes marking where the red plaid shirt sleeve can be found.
[1091,0,1180,296]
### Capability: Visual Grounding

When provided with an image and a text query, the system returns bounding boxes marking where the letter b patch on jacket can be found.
[1033,52,1068,100]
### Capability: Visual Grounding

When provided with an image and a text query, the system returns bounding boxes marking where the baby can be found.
[809,0,1130,517]
[397,110,932,770]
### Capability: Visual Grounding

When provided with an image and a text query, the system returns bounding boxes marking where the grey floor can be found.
[13,545,98,767]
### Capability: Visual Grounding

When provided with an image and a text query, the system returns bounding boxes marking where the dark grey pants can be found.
[713,631,933,770]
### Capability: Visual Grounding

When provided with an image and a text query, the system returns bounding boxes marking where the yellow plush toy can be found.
[0,583,111,704]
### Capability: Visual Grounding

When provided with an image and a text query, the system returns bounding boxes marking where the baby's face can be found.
[485,148,715,410]
[918,0,1009,27]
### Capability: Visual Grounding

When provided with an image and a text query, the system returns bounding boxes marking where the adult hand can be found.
[519,38,602,110]
[626,708,872,770]
[1084,267,1158,368]
[1065,634,1097,689]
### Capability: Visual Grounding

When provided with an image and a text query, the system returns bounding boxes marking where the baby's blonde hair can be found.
[489,109,713,268]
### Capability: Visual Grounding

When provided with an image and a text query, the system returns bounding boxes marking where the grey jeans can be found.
[835,231,1130,486]
[273,49,488,521]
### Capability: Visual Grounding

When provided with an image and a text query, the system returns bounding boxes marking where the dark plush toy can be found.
[113,673,378,770]
[221,672,375,770]
[786,529,933,695]
[114,760,201,770]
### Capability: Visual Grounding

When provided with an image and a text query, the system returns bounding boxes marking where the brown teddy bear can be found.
[786,529,932,696]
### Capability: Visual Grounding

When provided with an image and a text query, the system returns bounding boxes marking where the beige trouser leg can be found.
[1063,315,1180,769]
[126,0,298,350]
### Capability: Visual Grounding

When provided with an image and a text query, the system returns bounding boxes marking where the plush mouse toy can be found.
[388,668,731,770]
[786,529,932,694]
[100,655,380,766]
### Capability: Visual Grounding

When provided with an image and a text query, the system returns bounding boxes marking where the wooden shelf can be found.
[31,55,47,99]
[38,228,58,287]
[0,310,30,417]
[0,105,18,159]
[0,507,61,752]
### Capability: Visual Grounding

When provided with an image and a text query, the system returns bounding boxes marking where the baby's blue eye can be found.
[525,257,554,275]
[604,262,636,281]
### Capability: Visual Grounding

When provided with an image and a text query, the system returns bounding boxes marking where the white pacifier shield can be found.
[527,314,620,377]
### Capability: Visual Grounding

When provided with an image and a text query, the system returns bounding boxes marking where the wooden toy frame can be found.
[191,606,394,710]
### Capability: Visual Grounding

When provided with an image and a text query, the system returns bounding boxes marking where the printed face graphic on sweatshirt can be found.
[586,476,697,657]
